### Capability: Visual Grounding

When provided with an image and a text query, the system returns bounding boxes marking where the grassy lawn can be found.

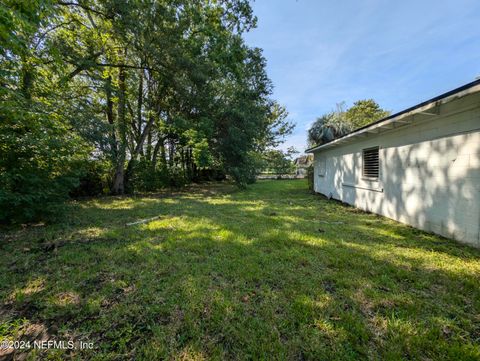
[1,180,480,360]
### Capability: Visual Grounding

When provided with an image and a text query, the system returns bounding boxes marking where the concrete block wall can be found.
[313,93,480,247]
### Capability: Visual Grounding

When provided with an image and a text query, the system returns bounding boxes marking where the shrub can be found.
[0,105,90,223]
[194,168,227,182]
[168,165,188,189]
[70,160,111,198]
[127,160,170,193]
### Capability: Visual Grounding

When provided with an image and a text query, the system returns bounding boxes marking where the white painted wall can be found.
[312,92,480,247]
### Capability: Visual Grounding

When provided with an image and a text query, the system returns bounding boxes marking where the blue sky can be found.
[243,0,480,152]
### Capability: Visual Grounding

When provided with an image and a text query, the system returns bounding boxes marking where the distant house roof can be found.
[306,79,480,153]
[294,155,313,167]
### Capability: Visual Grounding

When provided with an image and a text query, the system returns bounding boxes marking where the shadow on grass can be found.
[1,180,479,360]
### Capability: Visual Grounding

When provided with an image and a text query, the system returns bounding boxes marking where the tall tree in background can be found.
[261,147,298,178]
[307,100,389,147]
[345,99,390,129]
[0,0,293,222]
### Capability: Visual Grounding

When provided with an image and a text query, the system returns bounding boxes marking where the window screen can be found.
[362,147,379,179]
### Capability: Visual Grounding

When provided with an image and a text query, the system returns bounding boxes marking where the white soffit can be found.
[306,82,480,153]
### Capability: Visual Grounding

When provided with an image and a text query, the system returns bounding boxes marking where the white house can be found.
[307,80,480,247]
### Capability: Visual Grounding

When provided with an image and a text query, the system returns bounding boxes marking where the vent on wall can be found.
[362,146,379,179]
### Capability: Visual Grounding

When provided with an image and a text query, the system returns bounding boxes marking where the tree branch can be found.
[57,1,111,18]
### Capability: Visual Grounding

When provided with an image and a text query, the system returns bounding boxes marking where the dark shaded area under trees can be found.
[0,0,293,223]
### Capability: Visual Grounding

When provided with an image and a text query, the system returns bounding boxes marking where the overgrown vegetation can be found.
[0,0,292,223]
[1,180,479,360]
[260,147,298,177]
[307,99,389,147]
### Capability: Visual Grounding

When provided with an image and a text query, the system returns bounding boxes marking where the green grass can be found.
[1,180,479,360]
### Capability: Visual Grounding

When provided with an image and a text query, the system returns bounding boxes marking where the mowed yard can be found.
[1,180,480,360]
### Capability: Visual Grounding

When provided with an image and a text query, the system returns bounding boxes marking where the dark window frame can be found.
[362,146,379,180]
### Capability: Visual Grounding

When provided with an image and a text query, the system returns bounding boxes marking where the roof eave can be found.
[306,79,480,153]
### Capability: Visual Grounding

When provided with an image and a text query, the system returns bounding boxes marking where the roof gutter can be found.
[306,79,480,153]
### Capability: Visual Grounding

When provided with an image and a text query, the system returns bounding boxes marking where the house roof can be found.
[306,78,480,153]
[294,155,313,166]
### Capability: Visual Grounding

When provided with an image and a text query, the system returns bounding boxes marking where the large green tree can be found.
[262,147,298,178]
[345,99,390,129]
[0,0,292,222]
[0,0,91,222]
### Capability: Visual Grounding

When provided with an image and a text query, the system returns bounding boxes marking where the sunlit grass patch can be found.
[11,277,46,299]
[0,180,479,360]
[52,291,81,307]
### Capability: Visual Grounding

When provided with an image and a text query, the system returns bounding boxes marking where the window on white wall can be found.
[362,147,379,179]
[318,157,326,177]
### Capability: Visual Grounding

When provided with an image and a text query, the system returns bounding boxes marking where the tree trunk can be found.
[124,113,155,189]
[160,139,167,167]
[146,127,152,161]
[168,139,175,168]
[137,67,143,133]
[105,76,117,161]
[131,114,154,158]
[151,136,163,168]
[112,61,127,195]
[181,148,186,178]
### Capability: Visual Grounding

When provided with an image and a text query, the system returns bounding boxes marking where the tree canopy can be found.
[307,100,389,147]
[0,0,293,223]
[261,147,298,177]
[345,99,390,129]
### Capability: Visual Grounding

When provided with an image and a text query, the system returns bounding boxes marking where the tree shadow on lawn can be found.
[1,181,480,360]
